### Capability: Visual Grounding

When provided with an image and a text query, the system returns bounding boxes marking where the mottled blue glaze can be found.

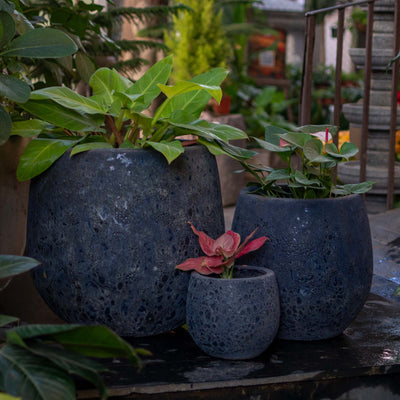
[186,266,280,360]
[232,189,373,341]
[27,146,224,337]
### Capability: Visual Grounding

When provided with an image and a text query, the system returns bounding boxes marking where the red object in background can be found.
[397,91,400,104]
[212,94,232,115]
[248,31,286,79]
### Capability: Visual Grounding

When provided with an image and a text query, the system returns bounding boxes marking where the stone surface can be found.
[27,146,225,336]
[77,293,400,400]
[231,189,373,340]
[369,207,400,302]
[186,266,280,360]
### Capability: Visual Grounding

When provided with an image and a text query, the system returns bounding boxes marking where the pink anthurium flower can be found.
[311,128,332,143]
[175,222,269,278]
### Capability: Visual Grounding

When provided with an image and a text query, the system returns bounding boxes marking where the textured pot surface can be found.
[27,146,224,336]
[232,189,373,341]
[186,266,280,360]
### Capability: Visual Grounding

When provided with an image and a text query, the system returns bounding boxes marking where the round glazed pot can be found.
[27,146,224,336]
[186,266,280,360]
[232,189,373,341]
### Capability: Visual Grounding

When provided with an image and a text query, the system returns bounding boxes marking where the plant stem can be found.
[106,115,122,146]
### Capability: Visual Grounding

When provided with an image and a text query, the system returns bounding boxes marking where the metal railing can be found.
[299,0,400,209]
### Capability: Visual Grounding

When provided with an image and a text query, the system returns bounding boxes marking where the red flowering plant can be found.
[175,222,268,279]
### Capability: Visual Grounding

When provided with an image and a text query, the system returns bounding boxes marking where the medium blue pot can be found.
[186,266,280,360]
[27,146,224,336]
[232,189,373,341]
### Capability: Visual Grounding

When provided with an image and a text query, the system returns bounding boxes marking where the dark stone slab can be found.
[78,293,400,399]
[369,208,400,300]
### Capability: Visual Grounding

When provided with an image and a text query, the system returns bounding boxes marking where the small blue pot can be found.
[186,266,280,360]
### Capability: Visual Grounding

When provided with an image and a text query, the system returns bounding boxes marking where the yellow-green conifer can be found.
[164,0,231,82]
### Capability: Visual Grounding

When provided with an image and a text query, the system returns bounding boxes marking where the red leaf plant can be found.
[175,222,269,279]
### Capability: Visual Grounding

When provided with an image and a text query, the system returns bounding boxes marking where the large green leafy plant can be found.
[14,55,254,181]
[0,255,146,400]
[0,0,77,146]
[242,125,374,198]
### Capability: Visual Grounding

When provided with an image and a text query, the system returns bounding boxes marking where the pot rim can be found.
[240,186,363,203]
[191,265,274,281]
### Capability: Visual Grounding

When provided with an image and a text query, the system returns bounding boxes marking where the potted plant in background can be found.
[13,56,255,338]
[0,255,146,400]
[232,125,374,341]
[176,222,279,360]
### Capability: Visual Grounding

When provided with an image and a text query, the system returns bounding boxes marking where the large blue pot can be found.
[232,189,373,341]
[27,146,224,336]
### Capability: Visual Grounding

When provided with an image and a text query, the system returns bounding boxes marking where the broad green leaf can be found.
[120,140,135,148]
[252,136,290,153]
[128,55,173,111]
[30,87,107,114]
[147,140,184,164]
[5,332,27,349]
[198,138,256,160]
[168,109,197,125]
[158,81,222,102]
[281,132,312,148]
[1,28,77,58]
[0,74,30,103]
[265,168,291,182]
[202,122,248,141]
[337,181,374,194]
[0,104,12,145]
[11,119,50,138]
[20,99,103,132]
[0,255,40,279]
[0,11,15,48]
[70,141,112,156]
[0,344,75,400]
[113,92,144,109]
[339,141,359,159]
[264,125,289,145]
[0,392,20,399]
[153,81,221,123]
[9,324,144,366]
[324,142,339,156]
[303,138,333,163]
[89,67,132,105]
[167,120,247,143]
[157,68,228,119]
[128,111,152,136]
[293,170,323,187]
[75,51,96,84]
[26,343,108,400]
[0,315,19,328]
[17,137,82,181]
[298,124,338,136]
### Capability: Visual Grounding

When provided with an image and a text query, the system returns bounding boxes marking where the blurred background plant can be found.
[20,0,189,87]
[164,0,232,83]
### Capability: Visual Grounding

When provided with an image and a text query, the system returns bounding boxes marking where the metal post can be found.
[300,14,316,126]
[359,0,374,183]
[387,0,400,209]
